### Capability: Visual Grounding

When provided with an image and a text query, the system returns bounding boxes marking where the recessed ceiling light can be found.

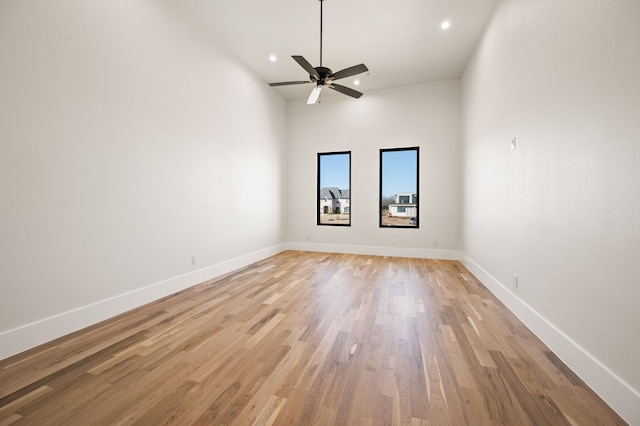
[354,80,360,86]
[269,54,277,62]
[441,20,451,30]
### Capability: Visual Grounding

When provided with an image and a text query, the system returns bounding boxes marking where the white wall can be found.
[0,0,287,358]
[286,81,460,259]
[461,0,640,422]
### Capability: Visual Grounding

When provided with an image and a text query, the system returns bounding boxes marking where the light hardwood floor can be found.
[0,251,627,425]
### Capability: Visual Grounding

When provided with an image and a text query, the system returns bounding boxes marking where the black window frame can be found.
[317,151,351,227]
[379,147,419,228]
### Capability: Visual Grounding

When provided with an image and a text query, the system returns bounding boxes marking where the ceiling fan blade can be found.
[269,81,312,86]
[292,55,320,81]
[329,83,363,99]
[307,86,322,104]
[331,64,368,81]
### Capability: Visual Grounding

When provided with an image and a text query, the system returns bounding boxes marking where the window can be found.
[317,151,351,226]
[380,147,419,228]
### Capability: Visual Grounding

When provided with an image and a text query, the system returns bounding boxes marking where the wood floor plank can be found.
[0,251,628,425]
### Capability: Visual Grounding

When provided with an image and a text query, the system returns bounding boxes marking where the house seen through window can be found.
[380,147,419,228]
[317,151,351,226]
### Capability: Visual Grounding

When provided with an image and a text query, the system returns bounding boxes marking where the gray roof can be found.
[319,187,350,199]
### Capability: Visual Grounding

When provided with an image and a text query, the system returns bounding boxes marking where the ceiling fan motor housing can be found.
[313,66,333,84]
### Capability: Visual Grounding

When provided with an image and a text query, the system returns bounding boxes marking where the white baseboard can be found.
[0,243,287,361]
[286,241,461,260]
[460,253,640,425]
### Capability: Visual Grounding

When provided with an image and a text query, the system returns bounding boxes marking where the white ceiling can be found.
[171,0,497,101]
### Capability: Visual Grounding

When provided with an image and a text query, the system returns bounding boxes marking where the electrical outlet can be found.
[511,138,517,150]
[192,255,197,265]
[513,274,519,288]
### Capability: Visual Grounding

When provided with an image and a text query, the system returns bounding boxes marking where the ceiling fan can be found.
[268,0,369,104]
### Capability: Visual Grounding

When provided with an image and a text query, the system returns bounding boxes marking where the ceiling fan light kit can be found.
[269,0,369,104]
